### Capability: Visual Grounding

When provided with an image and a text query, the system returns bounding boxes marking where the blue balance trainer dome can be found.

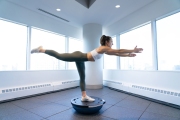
[71,96,106,114]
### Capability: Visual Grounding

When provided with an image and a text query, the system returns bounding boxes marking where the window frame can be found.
[0,18,28,71]
[30,27,67,70]
[155,11,180,71]
[119,22,154,70]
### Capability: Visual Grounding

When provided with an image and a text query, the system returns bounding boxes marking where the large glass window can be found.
[156,12,180,71]
[68,38,83,69]
[30,28,66,70]
[120,24,153,70]
[0,19,27,71]
[104,36,117,69]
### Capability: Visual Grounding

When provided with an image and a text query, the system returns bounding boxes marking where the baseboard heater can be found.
[0,86,78,104]
[0,80,79,103]
[106,86,180,110]
[1,84,51,94]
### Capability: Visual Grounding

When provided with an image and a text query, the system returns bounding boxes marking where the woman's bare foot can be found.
[31,46,43,54]
[81,95,95,102]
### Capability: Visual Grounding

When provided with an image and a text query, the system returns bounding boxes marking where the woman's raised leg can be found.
[31,46,88,62]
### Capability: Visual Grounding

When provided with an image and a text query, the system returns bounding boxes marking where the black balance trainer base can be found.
[71,96,106,114]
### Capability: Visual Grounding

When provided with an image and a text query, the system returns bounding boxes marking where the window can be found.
[120,24,153,70]
[30,28,66,70]
[68,38,83,69]
[156,12,180,71]
[0,19,27,71]
[104,36,117,69]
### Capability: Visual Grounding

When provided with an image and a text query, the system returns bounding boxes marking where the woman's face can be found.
[106,38,113,48]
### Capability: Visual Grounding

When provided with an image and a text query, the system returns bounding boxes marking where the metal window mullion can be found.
[151,20,158,70]
[103,51,105,69]
[116,35,120,69]
[65,36,69,69]
[26,26,31,70]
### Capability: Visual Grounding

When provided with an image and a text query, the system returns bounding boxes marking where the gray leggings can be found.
[45,50,88,91]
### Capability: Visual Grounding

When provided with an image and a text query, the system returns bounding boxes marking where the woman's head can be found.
[100,35,113,47]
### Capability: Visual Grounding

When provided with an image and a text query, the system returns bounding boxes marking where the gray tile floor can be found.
[0,87,180,120]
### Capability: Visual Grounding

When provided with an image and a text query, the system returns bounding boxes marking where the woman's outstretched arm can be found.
[119,53,136,57]
[106,53,136,57]
[103,46,143,55]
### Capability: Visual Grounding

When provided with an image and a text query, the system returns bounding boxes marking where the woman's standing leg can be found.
[75,62,95,102]
[75,62,86,94]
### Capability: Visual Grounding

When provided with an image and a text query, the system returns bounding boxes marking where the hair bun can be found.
[102,35,106,39]
[100,35,111,46]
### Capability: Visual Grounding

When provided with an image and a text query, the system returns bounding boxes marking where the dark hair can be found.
[100,35,111,46]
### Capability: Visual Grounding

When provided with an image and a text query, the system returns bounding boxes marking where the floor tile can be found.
[61,89,80,94]
[11,97,51,110]
[36,93,70,102]
[101,95,123,105]
[1,87,179,120]
[103,92,129,100]
[0,102,25,117]
[139,111,180,120]
[0,110,43,120]
[61,92,80,99]
[86,88,113,96]
[101,105,144,120]
[146,102,180,118]
[124,96,150,103]
[54,98,73,107]
[46,108,115,120]
[28,103,71,118]
[36,90,79,102]
[98,103,113,114]
[115,99,150,111]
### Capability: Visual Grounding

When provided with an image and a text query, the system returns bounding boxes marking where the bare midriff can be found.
[87,52,95,61]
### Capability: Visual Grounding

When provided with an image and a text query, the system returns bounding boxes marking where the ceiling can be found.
[6,0,156,28]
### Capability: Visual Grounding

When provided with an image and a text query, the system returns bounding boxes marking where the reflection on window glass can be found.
[120,24,153,70]
[104,36,117,69]
[30,28,65,70]
[68,38,83,69]
[0,20,27,71]
[157,12,180,71]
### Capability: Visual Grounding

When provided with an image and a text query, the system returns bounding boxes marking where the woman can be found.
[31,35,143,102]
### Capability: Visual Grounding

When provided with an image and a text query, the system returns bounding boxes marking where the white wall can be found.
[0,70,79,89]
[103,70,180,105]
[103,0,180,105]
[103,70,180,91]
[0,70,80,101]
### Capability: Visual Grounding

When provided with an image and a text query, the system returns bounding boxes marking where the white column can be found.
[151,21,158,70]
[83,23,103,89]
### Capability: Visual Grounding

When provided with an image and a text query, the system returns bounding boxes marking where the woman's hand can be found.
[134,46,143,53]
[128,53,136,57]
